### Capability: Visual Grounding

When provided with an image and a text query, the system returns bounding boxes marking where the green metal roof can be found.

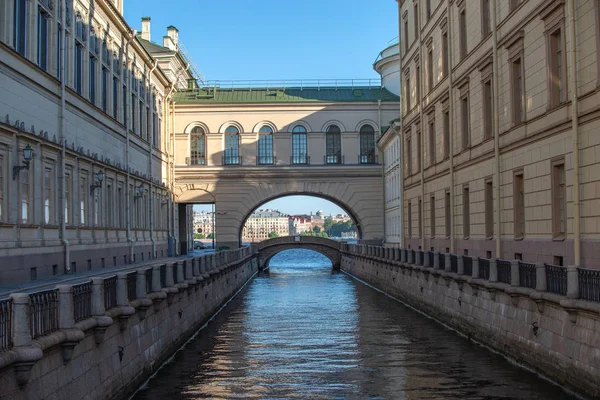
[137,37,174,55]
[174,86,399,104]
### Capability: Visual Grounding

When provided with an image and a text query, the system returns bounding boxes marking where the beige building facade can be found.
[397,0,600,267]
[242,209,290,242]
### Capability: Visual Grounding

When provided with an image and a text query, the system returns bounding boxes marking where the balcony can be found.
[223,155,241,165]
[257,155,276,165]
[325,153,343,165]
[291,155,310,165]
[359,153,379,165]
[186,156,206,166]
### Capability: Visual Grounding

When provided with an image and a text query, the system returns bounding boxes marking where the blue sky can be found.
[193,196,346,216]
[124,0,398,81]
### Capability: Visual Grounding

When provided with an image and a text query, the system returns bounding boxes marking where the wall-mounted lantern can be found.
[12,144,33,180]
[134,184,144,200]
[89,170,104,195]
[161,194,169,205]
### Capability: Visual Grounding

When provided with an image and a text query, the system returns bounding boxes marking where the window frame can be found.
[325,125,342,165]
[485,177,494,239]
[258,125,274,165]
[463,185,470,239]
[224,125,240,165]
[428,113,435,166]
[430,195,436,238]
[359,125,376,164]
[190,126,206,165]
[541,2,567,109]
[513,170,525,239]
[551,158,566,239]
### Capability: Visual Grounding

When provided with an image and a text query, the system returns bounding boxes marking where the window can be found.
[74,44,83,95]
[481,0,491,37]
[13,0,27,56]
[416,130,421,172]
[131,94,136,132]
[224,126,240,165]
[44,166,53,224]
[122,84,127,126]
[405,76,411,112]
[20,166,29,224]
[549,28,566,107]
[512,58,524,124]
[404,17,409,53]
[483,80,493,140]
[426,0,431,21]
[427,47,433,91]
[140,101,144,138]
[552,161,566,238]
[408,201,412,238]
[258,126,274,165]
[445,190,451,238]
[416,64,421,100]
[509,0,520,12]
[89,55,97,104]
[442,31,449,77]
[113,78,119,119]
[414,3,419,39]
[406,136,412,175]
[65,169,72,225]
[190,127,206,165]
[514,172,525,238]
[0,156,3,222]
[359,125,376,164]
[102,68,108,112]
[118,185,124,228]
[37,9,49,71]
[57,25,62,81]
[485,179,494,238]
[418,198,423,238]
[325,125,341,164]
[443,110,449,159]
[430,195,436,238]
[463,186,470,238]
[428,119,435,166]
[461,94,470,149]
[80,172,87,226]
[292,125,308,164]
[459,7,467,59]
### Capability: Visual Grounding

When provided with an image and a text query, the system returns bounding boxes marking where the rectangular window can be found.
[118,185,124,228]
[514,172,525,238]
[429,120,435,166]
[414,3,419,39]
[325,132,341,164]
[463,186,470,238]
[259,132,275,164]
[123,84,127,126]
[37,9,49,71]
[74,44,83,95]
[443,110,449,159]
[418,198,423,238]
[550,29,565,107]
[107,181,113,227]
[113,78,119,119]
[427,48,433,91]
[442,32,449,77]
[416,65,420,100]
[153,114,158,147]
[512,58,524,124]
[102,68,108,112]
[461,95,470,149]
[408,201,412,238]
[552,161,566,237]
[445,190,451,238]
[481,0,490,37]
[20,167,29,224]
[406,137,412,175]
[89,56,96,104]
[44,166,53,224]
[459,8,467,59]
[0,156,3,222]
[65,169,71,225]
[80,173,87,226]
[485,179,494,238]
[13,0,27,56]
[131,95,136,133]
[404,18,409,53]
[139,101,144,138]
[56,26,62,81]
[483,80,493,140]
[406,76,411,112]
[416,130,421,172]
[426,0,431,21]
[430,195,436,238]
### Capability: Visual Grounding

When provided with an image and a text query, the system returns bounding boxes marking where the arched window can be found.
[359,124,376,164]
[258,126,274,165]
[190,126,206,165]
[325,125,342,164]
[224,126,240,165]
[292,125,308,164]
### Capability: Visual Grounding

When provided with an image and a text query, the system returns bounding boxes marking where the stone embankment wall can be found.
[340,244,600,399]
[0,247,259,400]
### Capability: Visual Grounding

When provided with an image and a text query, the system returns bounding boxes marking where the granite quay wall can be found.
[0,247,259,400]
[340,244,600,399]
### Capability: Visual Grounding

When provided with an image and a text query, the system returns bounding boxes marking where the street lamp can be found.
[134,184,144,200]
[89,170,104,195]
[12,144,33,180]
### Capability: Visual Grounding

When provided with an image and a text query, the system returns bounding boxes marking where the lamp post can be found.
[12,144,33,180]
[89,170,104,195]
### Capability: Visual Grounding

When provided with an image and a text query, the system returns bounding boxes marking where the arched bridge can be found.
[256,236,343,270]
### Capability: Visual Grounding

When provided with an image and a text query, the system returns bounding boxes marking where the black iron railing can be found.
[408,249,415,264]
[497,260,512,284]
[183,261,188,280]
[426,251,434,267]
[126,272,137,301]
[579,268,600,303]
[359,153,378,164]
[0,299,12,351]
[160,265,167,288]
[186,156,206,166]
[29,289,59,339]
[545,264,567,296]
[172,264,178,284]
[104,276,117,310]
[291,155,310,165]
[223,155,241,165]
[72,281,92,322]
[479,258,490,280]
[416,251,423,266]
[439,253,446,270]
[257,155,275,165]
[450,255,458,273]
[463,256,473,276]
[325,153,342,165]
[519,261,537,289]
[146,268,153,293]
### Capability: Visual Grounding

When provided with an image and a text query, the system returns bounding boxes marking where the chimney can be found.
[141,17,151,41]
[163,25,179,51]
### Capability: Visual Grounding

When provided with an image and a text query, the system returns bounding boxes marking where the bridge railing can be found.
[257,236,342,251]
[343,244,594,303]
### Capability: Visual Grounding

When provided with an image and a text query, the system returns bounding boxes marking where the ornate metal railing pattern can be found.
[450,255,458,273]
[463,256,473,276]
[479,258,490,280]
[29,289,59,339]
[0,299,12,351]
[579,268,600,303]
[103,276,117,310]
[126,272,137,301]
[546,264,567,296]
[497,260,512,284]
[72,282,92,322]
[519,262,537,289]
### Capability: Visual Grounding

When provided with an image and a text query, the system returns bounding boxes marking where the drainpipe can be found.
[378,99,385,245]
[567,0,580,265]
[147,60,158,258]
[447,0,455,253]
[417,3,424,251]
[124,30,136,263]
[59,0,69,272]
[492,0,501,258]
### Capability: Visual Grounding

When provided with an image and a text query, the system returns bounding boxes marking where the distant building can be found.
[193,211,214,237]
[243,209,289,242]
[289,216,312,236]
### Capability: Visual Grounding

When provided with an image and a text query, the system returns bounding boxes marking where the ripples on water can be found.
[133,249,577,400]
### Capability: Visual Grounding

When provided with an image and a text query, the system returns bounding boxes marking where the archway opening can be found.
[240,195,359,245]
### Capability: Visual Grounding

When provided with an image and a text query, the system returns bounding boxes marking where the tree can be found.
[313,226,321,234]
[207,233,215,239]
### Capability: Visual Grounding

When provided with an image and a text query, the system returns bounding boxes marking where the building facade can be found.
[242,209,290,242]
[289,216,312,236]
[193,210,214,237]
[0,0,195,284]
[397,0,599,267]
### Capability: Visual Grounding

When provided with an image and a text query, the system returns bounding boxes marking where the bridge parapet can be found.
[256,236,342,270]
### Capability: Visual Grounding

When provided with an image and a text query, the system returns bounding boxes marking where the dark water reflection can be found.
[133,249,577,400]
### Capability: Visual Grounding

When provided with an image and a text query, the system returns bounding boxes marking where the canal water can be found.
[133,249,577,400]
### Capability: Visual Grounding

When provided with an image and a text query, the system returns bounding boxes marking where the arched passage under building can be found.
[174,168,384,249]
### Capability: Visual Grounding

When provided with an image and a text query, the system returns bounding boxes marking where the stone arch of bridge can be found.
[256,236,342,269]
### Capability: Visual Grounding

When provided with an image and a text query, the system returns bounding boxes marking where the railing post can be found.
[9,293,31,347]
[567,265,579,299]
[186,260,193,279]
[192,258,200,277]
[424,251,430,267]
[401,249,406,263]
[433,252,440,269]
[511,260,520,287]
[535,262,546,292]
[457,255,464,275]
[415,251,421,266]
[91,278,105,316]
[472,257,480,279]
[444,253,451,272]
[152,265,161,292]
[200,256,207,275]
[489,259,498,282]
[394,248,400,261]
[177,261,185,283]
[166,263,175,287]
[211,254,217,270]
[116,273,129,306]
[136,269,147,299]
[56,285,75,330]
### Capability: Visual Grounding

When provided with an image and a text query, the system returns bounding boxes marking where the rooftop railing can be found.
[199,79,382,91]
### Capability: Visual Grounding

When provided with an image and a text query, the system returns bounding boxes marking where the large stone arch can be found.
[175,166,384,249]
[257,236,341,269]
